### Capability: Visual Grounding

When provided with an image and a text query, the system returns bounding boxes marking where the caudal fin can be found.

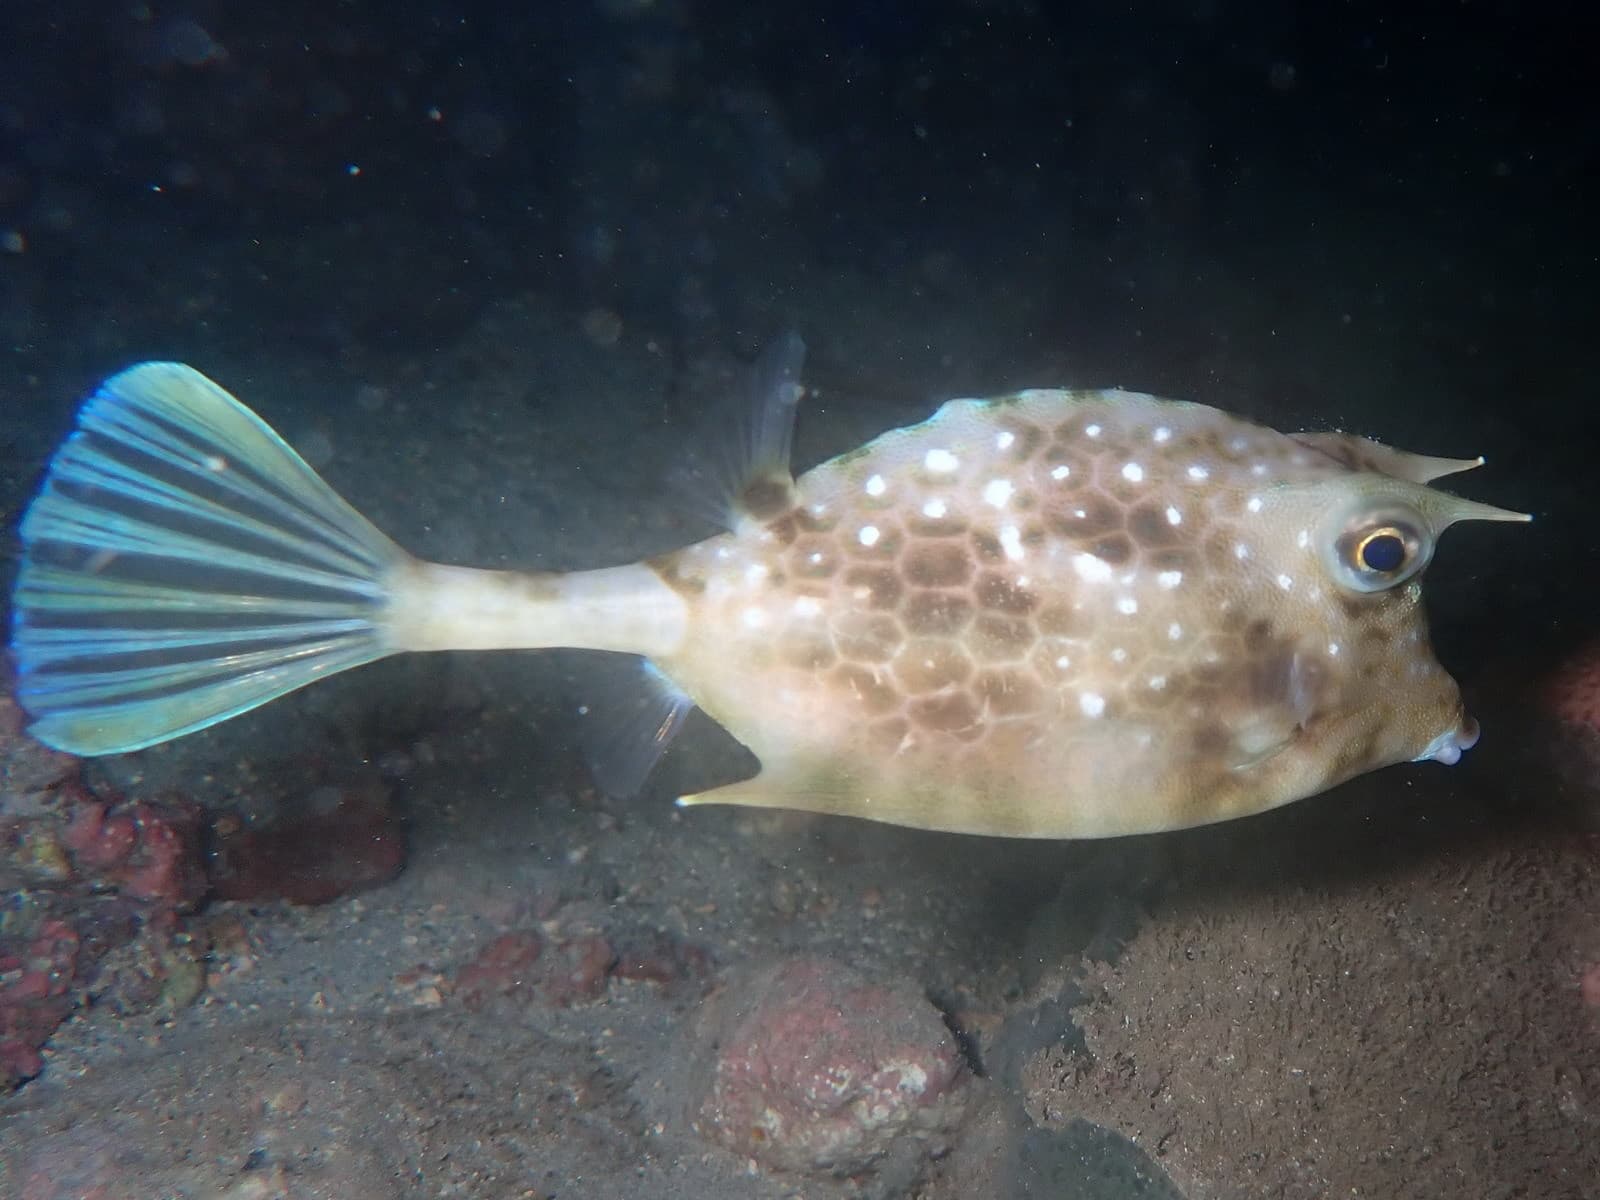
[11,362,405,755]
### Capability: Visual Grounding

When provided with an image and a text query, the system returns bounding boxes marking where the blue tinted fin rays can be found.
[11,362,403,755]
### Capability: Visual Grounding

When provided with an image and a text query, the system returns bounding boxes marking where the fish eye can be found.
[1324,505,1433,594]
[1356,528,1407,573]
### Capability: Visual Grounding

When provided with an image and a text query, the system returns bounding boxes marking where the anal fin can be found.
[570,654,693,798]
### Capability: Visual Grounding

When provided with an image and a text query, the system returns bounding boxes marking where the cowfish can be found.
[8,337,1530,838]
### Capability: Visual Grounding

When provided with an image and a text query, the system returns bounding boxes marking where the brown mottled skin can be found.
[657,390,1510,837]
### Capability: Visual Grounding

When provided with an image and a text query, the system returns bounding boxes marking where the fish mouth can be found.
[1412,715,1481,766]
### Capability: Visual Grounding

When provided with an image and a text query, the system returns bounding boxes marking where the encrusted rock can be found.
[683,955,969,1177]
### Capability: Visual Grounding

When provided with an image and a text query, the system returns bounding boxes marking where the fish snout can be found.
[1412,714,1481,765]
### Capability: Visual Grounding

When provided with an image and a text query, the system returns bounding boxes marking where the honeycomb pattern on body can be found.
[725,392,1359,771]
[646,384,1508,833]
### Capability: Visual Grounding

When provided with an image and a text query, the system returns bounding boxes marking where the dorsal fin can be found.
[674,332,807,532]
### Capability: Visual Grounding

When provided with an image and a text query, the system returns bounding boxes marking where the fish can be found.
[8,336,1530,838]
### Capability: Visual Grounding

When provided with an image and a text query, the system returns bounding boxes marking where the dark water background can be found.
[1,1,1593,660]
[0,5,1596,1196]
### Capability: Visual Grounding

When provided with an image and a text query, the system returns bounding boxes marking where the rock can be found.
[1542,639,1600,734]
[611,928,713,988]
[206,776,404,905]
[0,686,77,802]
[88,921,209,1020]
[1,670,216,1089]
[451,928,618,1010]
[682,956,969,1177]
[61,797,207,907]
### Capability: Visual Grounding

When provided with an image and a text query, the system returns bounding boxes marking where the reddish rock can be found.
[2,672,214,1089]
[683,956,969,1176]
[2,674,417,1091]
[1582,963,1600,1010]
[1543,640,1600,734]
[454,931,545,1005]
[612,929,713,988]
[451,929,617,1010]
[207,780,404,905]
[0,919,82,1088]
[62,798,206,906]
[547,933,616,1006]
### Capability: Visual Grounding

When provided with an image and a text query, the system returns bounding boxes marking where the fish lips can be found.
[1412,715,1481,765]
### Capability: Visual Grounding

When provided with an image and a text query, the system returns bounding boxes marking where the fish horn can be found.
[1429,493,1534,529]
[1292,431,1488,484]
[11,363,406,755]
[1405,453,1489,483]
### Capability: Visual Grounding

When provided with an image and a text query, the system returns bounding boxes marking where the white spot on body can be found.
[924,448,960,473]
[922,498,948,519]
[1327,641,1342,657]
[858,524,881,547]
[1079,691,1106,717]
[865,473,887,497]
[999,525,1026,562]
[1055,654,1072,670]
[1187,464,1210,482]
[1111,647,1129,663]
[996,430,1016,450]
[1148,675,1168,690]
[1050,464,1072,481]
[1153,426,1172,443]
[1167,622,1183,640]
[1157,569,1184,589]
[1276,573,1294,591]
[793,596,822,618]
[1234,543,1251,560]
[744,563,769,583]
[1247,496,1264,514]
[1297,529,1310,549]
[741,607,767,629]
[1072,553,1113,583]
[1165,505,1183,526]
[1251,463,1268,477]
[809,551,824,565]
[1116,596,1139,615]
[982,478,1015,508]
[1085,423,1103,438]
[1121,462,1145,483]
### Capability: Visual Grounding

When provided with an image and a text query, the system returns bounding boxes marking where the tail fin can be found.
[11,362,405,755]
